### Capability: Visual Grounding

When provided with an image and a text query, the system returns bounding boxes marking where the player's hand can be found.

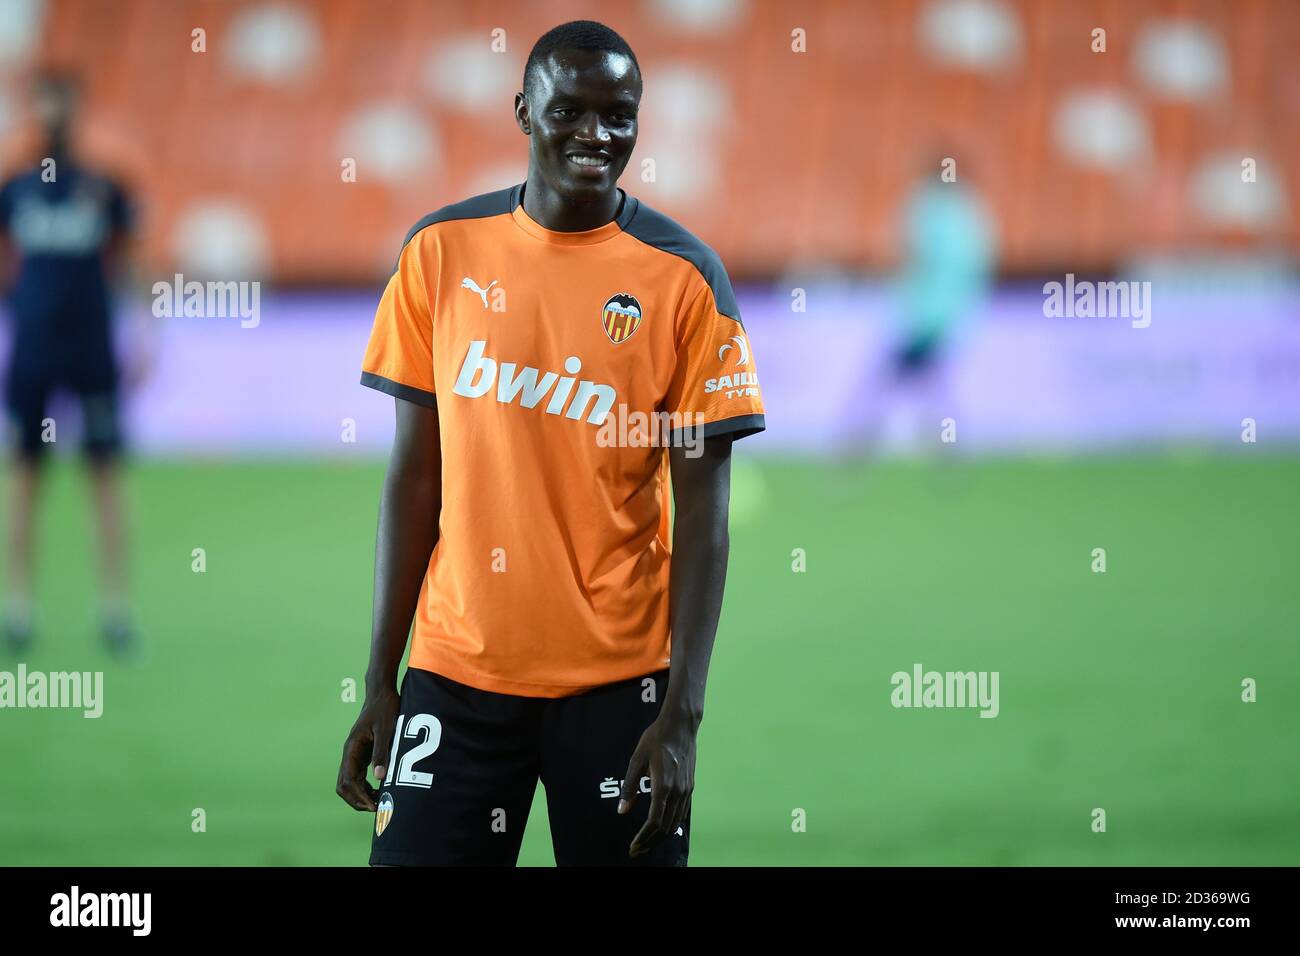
[619,710,697,857]
[335,688,400,812]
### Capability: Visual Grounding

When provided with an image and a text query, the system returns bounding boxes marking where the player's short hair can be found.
[523,20,640,101]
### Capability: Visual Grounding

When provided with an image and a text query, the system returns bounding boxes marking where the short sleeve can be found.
[663,282,766,442]
[107,178,133,234]
[0,180,14,232]
[360,234,436,407]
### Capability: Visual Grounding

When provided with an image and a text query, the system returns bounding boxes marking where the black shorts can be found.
[892,332,942,378]
[370,667,690,867]
[4,334,122,461]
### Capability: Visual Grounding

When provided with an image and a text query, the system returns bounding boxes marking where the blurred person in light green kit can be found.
[848,156,997,462]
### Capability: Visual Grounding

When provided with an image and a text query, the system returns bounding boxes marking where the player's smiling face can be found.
[519,48,640,201]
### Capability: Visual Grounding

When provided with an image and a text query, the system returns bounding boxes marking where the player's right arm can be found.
[337,233,441,812]
[0,178,17,291]
[336,398,441,811]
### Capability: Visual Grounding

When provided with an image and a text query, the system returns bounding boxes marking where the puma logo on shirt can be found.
[460,276,498,309]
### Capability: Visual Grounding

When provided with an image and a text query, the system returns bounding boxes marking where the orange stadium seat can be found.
[2,0,1293,282]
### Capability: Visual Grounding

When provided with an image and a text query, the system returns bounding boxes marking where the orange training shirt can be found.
[361,184,765,697]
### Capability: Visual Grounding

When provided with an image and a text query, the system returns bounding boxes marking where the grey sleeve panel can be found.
[395,184,523,264]
[666,413,766,445]
[621,200,742,327]
[360,372,436,408]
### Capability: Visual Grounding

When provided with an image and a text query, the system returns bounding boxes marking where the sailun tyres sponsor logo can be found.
[704,333,759,398]
[602,293,642,344]
[452,339,618,425]
[718,334,749,367]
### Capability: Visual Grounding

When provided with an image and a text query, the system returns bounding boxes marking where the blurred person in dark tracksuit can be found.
[0,71,138,656]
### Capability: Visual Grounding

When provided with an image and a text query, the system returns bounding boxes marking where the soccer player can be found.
[861,157,996,459]
[1,71,137,655]
[336,20,765,866]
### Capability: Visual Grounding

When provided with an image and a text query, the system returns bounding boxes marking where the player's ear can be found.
[514,92,531,135]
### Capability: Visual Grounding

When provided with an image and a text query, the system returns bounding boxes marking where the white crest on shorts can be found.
[376,791,395,836]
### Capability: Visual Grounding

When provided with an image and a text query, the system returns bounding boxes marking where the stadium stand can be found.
[0,0,1294,281]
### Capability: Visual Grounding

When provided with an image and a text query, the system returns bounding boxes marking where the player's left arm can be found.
[619,265,764,856]
[102,177,154,390]
[621,434,733,857]
[99,175,137,281]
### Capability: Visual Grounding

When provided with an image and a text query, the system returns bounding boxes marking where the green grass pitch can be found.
[1,455,1297,865]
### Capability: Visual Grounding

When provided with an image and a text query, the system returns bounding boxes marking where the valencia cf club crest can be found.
[376,791,394,837]
[602,293,643,344]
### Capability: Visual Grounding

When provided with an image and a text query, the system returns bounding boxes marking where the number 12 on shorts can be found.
[382,713,442,789]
